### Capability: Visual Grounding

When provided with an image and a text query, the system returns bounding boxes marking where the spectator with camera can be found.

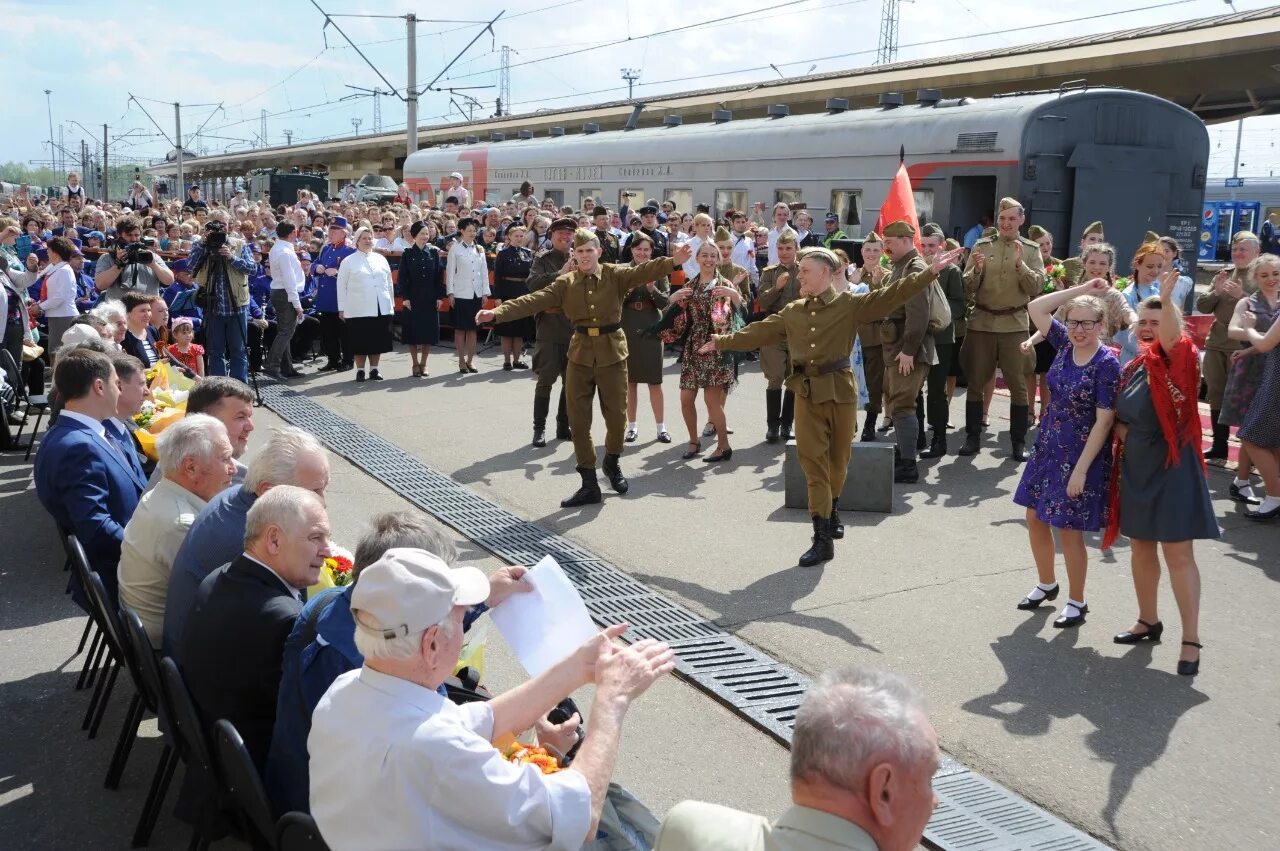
[93,216,174,302]
[187,211,257,382]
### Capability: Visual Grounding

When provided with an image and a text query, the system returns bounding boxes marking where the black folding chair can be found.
[57,528,98,662]
[81,569,125,739]
[158,657,229,851]
[276,812,330,851]
[214,720,277,851]
[65,535,119,733]
[0,348,50,460]
[119,607,180,848]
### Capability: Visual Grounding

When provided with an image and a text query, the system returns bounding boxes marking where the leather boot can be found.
[1009,404,1030,463]
[555,389,572,440]
[561,467,602,507]
[894,459,920,483]
[602,454,629,494]
[798,516,834,567]
[860,411,879,442]
[764,389,782,444]
[532,395,550,447]
[779,391,795,442]
[1204,411,1229,460]
[916,412,928,452]
[920,429,948,459]
[829,498,844,540]
[958,401,984,456]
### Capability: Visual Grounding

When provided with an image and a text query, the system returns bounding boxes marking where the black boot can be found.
[555,390,572,440]
[764,388,782,443]
[829,499,844,540]
[1204,411,1229,460]
[860,411,879,442]
[894,459,920,483]
[1009,404,1030,463]
[532,396,550,447]
[920,429,948,459]
[798,516,834,567]
[915,394,927,451]
[958,401,983,456]
[602,454,629,494]
[561,467,602,507]
[779,391,795,442]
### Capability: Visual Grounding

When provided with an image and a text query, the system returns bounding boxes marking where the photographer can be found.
[187,212,257,382]
[94,216,174,302]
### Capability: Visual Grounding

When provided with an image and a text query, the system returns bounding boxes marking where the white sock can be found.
[627,421,637,430]
[655,421,666,432]
[1062,598,1086,617]
[1256,496,1280,512]
[1026,582,1057,601]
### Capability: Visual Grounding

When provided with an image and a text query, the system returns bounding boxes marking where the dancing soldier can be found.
[479,231,693,507]
[756,227,803,443]
[525,218,578,447]
[700,236,963,566]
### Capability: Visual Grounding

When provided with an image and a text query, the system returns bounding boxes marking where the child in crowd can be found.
[166,316,205,377]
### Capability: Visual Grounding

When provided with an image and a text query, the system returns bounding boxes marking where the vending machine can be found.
[1199,200,1262,261]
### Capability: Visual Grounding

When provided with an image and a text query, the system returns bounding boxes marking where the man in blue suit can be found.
[34,347,147,608]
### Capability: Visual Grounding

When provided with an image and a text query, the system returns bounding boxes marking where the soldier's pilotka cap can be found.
[920,222,945,238]
[1232,230,1260,245]
[1082,221,1104,238]
[863,231,884,243]
[549,217,577,234]
[1142,230,1161,243]
[982,226,998,239]
[637,205,659,216]
[944,238,961,251]
[1027,225,1049,241]
[997,197,1023,212]
[776,226,799,244]
[883,220,916,238]
[714,226,732,243]
[572,228,600,248]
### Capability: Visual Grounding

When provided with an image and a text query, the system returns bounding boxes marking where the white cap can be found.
[351,548,489,638]
[60,324,104,348]
[450,172,464,181]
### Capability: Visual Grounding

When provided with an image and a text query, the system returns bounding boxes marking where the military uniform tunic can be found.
[526,248,573,404]
[755,262,801,390]
[1197,265,1256,408]
[717,261,752,304]
[852,266,885,413]
[594,228,620,264]
[960,233,1045,406]
[713,268,938,517]
[878,250,937,417]
[492,258,678,469]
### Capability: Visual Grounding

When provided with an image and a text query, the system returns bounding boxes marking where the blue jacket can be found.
[314,242,355,313]
[34,415,146,608]
[164,282,204,334]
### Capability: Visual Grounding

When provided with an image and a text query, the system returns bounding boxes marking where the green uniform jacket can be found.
[756,263,801,314]
[936,262,966,342]
[714,265,938,404]
[1062,254,1083,288]
[717,261,752,303]
[1196,266,1256,352]
[881,250,936,365]
[853,266,883,348]
[525,248,573,345]
[492,258,677,367]
[594,228,620,264]
[962,234,1045,333]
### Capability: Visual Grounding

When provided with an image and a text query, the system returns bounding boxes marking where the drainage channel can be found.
[260,382,1110,851]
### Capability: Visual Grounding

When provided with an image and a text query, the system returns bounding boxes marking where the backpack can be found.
[926,278,952,334]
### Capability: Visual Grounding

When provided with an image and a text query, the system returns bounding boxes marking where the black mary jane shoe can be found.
[1177,641,1202,676]
[1016,584,1059,610]
[681,441,701,460]
[1052,603,1088,629]
[703,447,733,463]
[656,430,672,444]
[1113,619,1163,644]
[512,360,529,370]
[503,362,513,371]
[369,369,384,381]
[1244,502,1280,520]
[355,369,366,383]
[1229,481,1261,504]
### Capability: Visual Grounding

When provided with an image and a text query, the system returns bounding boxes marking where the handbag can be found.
[22,342,43,362]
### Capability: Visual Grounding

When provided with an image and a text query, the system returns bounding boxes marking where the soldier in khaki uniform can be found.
[756,227,803,443]
[877,221,938,483]
[592,207,620,263]
[714,227,752,303]
[1061,220,1105,288]
[959,197,1045,461]
[480,231,693,507]
[1198,230,1261,458]
[853,234,886,441]
[526,218,578,447]
[703,239,963,566]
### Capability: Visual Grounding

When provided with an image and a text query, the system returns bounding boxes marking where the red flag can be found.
[873,162,922,251]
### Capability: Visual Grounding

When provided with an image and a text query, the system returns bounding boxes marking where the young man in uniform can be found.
[958,197,1045,462]
[919,223,967,460]
[592,208,620,263]
[620,205,668,262]
[525,218,578,447]
[756,227,803,443]
[479,231,693,507]
[701,238,963,565]
[1061,221,1104,287]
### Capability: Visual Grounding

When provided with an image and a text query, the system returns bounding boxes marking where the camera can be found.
[118,238,156,266]
[203,222,228,254]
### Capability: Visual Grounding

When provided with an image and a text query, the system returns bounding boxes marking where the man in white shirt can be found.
[266,222,306,378]
[120,414,236,646]
[310,548,676,851]
[729,211,758,286]
[766,202,792,266]
[681,213,715,280]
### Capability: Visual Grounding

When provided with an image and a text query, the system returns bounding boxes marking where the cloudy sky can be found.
[4,0,1277,179]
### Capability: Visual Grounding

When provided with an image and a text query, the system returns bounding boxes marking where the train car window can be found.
[664,189,693,213]
[485,188,505,206]
[715,189,748,221]
[913,190,935,225]
[544,190,564,208]
[775,189,803,206]
[830,190,863,233]
[580,189,602,209]
[619,188,644,210]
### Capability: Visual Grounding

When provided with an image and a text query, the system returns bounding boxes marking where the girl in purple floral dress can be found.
[1013,279,1121,628]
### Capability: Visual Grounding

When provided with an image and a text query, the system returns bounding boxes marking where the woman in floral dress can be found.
[1013,278,1121,628]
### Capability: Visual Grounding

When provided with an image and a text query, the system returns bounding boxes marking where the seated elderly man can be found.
[309,548,676,851]
[264,511,534,816]
[163,426,329,657]
[655,665,940,851]
[119,414,236,647]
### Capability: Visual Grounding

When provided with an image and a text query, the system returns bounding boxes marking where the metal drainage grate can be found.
[259,382,1111,851]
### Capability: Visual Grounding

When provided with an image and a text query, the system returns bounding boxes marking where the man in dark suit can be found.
[34,347,147,608]
[179,485,332,771]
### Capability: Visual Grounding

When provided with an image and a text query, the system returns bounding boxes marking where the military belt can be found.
[974,303,1027,316]
[627,301,650,311]
[575,323,622,337]
[793,360,850,378]
[540,307,564,314]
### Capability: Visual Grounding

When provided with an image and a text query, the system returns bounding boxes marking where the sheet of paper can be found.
[489,555,598,677]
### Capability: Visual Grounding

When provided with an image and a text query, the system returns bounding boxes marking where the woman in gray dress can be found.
[621,232,671,444]
[1106,272,1218,676]
[1234,254,1280,520]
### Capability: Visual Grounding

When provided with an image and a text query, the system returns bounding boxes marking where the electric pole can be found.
[352,118,362,137]
[284,129,293,146]
[406,13,418,156]
[102,124,109,201]
[876,0,901,64]
[499,46,511,117]
[261,109,268,147]
[175,102,184,198]
[45,90,55,179]
[372,95,382,134]
[621,69,640,100]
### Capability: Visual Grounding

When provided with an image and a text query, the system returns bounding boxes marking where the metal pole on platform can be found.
[175,103,184,197]
[1232,119,1243,179]
[406,13,418,158]
[102,125,108,201]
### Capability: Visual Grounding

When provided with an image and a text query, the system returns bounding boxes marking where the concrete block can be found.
[783,440,895,513]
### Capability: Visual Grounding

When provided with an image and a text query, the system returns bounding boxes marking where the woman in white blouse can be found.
[35,237,81,351]
[337,227,395,382]
[445,218,490,374]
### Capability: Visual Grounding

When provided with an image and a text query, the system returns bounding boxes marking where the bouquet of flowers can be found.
[504,742,562,775]
[132,399,168,429]
[1114,275,1133,292]
[1042,263,1065,293]
[323,546,355,587]
[879,253,891,269]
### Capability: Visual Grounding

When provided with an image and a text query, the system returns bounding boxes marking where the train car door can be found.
[1067,144,1180,263]
[947,176,997,243]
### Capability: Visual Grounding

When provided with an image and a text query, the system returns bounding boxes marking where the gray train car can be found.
[404,87,1209,270]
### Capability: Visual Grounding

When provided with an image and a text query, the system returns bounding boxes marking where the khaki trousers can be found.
[1202,348,1231,409]
[566,359,629,469]
[961,330,1033,406]
[760,342,789,390]
[861,344,884,413]
[883,362,929,417]
[533,339,569,399]
[794,397,857,517]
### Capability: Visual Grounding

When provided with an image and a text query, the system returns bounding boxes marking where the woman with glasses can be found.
[1013,278,1121,628]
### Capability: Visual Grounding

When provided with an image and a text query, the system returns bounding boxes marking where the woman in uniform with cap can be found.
[621,232,671,444]
[397,221,446,378]
[492,225,535,371]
